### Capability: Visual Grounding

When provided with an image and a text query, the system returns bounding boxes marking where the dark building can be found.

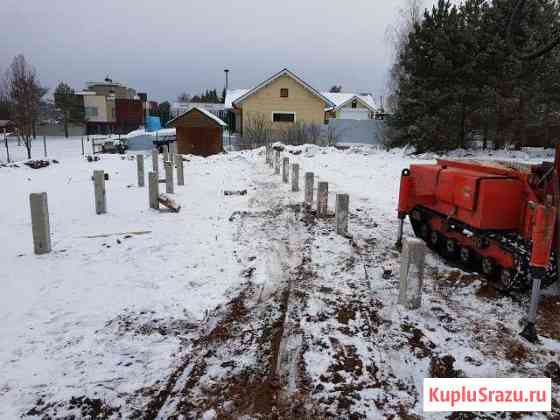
[167,107,226,157]
[115,99,144,134]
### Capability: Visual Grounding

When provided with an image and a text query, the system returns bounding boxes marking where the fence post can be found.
[149,171,159,209]
[169,142,175,164]
[336,194,349,236]
[163,145,169,163]
[282,157,289,183]
[136,154,145,187]
[398,239,426,309]
[43,136,47,157]
[93,170,107,214]
[305,172,314,206]
[152,148,159,175]
[165,161,174,193]
[291,163,299,192]
[275,150,280,174]
[317,181,328,216]
[29,192,51,254]
[177,155,185,186]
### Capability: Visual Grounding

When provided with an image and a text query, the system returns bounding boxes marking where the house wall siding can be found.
[240,75,327,134]
[83,95,108,123]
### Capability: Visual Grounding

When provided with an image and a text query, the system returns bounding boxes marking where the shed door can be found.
[189,127,221,157]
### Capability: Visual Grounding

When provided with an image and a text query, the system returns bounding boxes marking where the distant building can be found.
[76,77,150,135]
[171,102,227,122]
[86,79,137,99]
[323,93,377,120]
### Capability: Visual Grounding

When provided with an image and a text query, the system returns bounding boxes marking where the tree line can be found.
[387,0,560,152]
[177,89,222,104]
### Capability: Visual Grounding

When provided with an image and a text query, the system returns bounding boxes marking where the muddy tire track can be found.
[141,161,317,419]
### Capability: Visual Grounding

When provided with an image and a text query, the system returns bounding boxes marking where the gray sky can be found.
[2,0,417,102]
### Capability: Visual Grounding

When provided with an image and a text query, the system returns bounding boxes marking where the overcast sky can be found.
[2,0,428,102]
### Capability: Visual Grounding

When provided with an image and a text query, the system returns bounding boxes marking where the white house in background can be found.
[322,92,378,120]
[170,102,227,121]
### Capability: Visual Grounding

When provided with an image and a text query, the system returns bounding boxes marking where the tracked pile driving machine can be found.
[396,148,560,340]
[396,151,559,291]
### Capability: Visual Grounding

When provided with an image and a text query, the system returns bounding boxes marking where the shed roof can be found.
[232,69,335,108]
[167,106,227,128]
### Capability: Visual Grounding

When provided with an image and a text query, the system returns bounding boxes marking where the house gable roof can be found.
[322,93,377,112]
[167,106,227,128]
[224,89,249,109]
[232,68,336,108]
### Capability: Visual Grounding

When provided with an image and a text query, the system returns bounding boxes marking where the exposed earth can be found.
[1,138,558,419]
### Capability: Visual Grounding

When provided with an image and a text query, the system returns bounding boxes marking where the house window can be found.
[85,106,98,118]
[280,88,289,98]
[351,100,358,108]
[272,112,295,123]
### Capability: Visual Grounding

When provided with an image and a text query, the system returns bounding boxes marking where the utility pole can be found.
[224,69,230,92]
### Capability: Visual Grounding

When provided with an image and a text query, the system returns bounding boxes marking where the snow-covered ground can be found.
[0,137,558,419]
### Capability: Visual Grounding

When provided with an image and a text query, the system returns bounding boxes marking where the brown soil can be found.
[25,396,120,419]
[429,355,463,378]
[400,323,435,359]
[504,341,529,363]
[537,295,560,340]
[544,361,560,385]
[475,283,499,299]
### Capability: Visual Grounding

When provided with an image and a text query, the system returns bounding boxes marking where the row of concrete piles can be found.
[265,144,425,311]
[29,144,423,313]
[29,145,184,255]
[265,146,350,237]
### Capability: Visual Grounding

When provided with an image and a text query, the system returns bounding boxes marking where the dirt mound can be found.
[429,355,463,378]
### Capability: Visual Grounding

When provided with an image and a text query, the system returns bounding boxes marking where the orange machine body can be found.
[397,155,558,289]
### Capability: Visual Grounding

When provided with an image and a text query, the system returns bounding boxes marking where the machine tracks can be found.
[143,165,318,419]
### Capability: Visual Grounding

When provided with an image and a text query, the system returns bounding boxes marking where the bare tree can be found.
[385,0,424,111]
[5,55,46,159]
[277,122,324,146]
[241,112,273,149]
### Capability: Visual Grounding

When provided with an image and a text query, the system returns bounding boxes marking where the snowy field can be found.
[0,137,558,419]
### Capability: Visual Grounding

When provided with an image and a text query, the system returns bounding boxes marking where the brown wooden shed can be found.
[167,107,227,157]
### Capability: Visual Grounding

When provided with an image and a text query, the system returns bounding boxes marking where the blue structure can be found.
[145,116,161,132]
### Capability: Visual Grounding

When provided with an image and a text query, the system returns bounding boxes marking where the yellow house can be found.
[232,69,336,135]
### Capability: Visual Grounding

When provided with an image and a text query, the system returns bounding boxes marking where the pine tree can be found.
[387,0,560,152]
[54,82,82,138]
